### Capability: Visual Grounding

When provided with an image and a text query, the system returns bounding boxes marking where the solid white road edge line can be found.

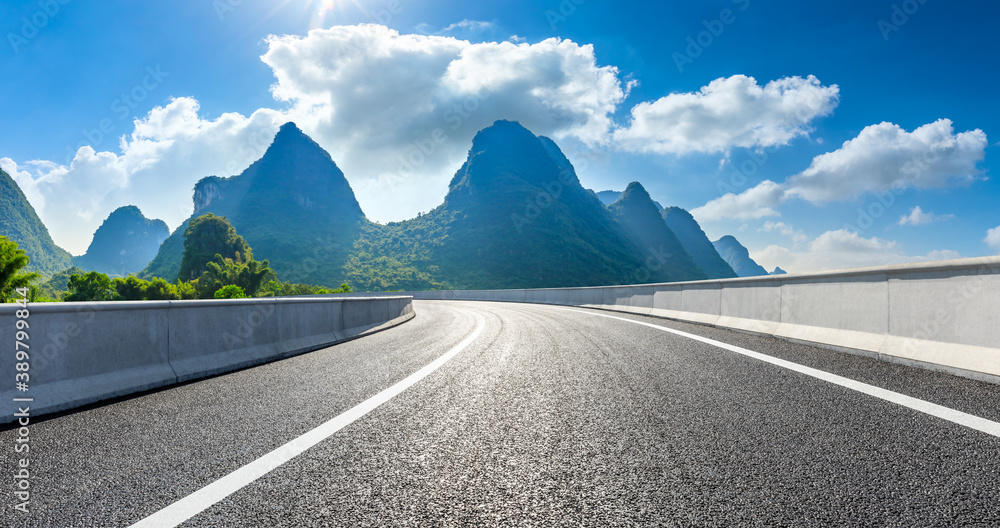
[129,313,487,528]
[562,308,1000,439]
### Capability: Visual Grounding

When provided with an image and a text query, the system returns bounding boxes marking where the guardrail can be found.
[1,296,414,419]
[400,257,1000,383]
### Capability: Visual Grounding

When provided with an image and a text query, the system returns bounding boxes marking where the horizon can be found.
[2,0,998,274]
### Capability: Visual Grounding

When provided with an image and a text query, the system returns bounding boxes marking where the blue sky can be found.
[2,0,998,272]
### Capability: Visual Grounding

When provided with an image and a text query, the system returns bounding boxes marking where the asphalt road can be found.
[2,300,999,527]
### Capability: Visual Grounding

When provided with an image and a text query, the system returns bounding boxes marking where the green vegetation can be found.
[58,214,341,302]
[0,169,72,277]
[64,272,199,301]
[195,253,274,298]
[260,280,351,296]
[65,271,120,302]
[142,123,365,287]
[214,285,248,299]
[35,266,84,301]
[0,236,40,302]
[177,213,253,281]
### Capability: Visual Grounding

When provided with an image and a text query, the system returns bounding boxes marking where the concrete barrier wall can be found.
[399,257,1000,382]
[0,296,413,419]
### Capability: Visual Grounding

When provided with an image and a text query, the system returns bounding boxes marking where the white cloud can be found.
[440,20,494,33]
[5,25,633,254]
[751,229,960,273]
[690,180,785,222]
[897,206,953,226]
[986,226,1000,251]
[693,119,987,222]
[613,75,839,155]
[760,220,809,245]
[786,119,987,202]
[1,158,45,213]
[260,25,629,222]
[7,98,284,254]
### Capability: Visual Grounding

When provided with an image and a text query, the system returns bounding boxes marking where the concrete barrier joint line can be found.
[164,300,179,384]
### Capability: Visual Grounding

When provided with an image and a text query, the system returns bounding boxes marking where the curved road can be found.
[2,300,999,527]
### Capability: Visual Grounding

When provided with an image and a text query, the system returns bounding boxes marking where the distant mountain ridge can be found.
[0,167,72,276]
[73,205,168,277]
[132,120,752,289]
[606,182,705,282]
[350,120,674,289]
[142,122,365,285]
[597,190,664,211]
[712,235,769,277]
[662,207,738,279]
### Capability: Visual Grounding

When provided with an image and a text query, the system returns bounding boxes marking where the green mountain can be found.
[606,182,706,282]
[596,189,663,210]
[145,120,707,291]
[0,168,72,276]
[661,207,737,279]
[142,122,365,286]
[712,235,769,277]
[347,120,670,289]
[73,206,169,277]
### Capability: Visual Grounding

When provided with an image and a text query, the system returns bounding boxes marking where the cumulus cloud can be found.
[759,221,809,245]
[897,206,953,226]
[786,119,987,202]
[751,229,961,273]
[694,119,987,222]
[1,158,46,213]
[7,98,285,254]
[440,20,494,33]
[5,25,633,254]
[613,75,839,155]
[986,226,1000,251]
[690,180,785,222]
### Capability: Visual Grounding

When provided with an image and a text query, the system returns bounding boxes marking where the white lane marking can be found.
[130,313,486,528]
[561,308,1000,439]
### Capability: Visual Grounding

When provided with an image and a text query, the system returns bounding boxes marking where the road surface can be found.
[2,300,999,527]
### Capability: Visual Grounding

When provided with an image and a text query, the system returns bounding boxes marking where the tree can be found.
[196,253,275,299]
[113,275,148,300]
[65,271,122,302]
[177,213,252,281]
[0,236,40,302]
[214,285,248,299]
[259,280,352,297]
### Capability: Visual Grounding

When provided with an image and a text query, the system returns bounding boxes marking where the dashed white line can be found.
[563,308,1000,439]
[129,313,486,528]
